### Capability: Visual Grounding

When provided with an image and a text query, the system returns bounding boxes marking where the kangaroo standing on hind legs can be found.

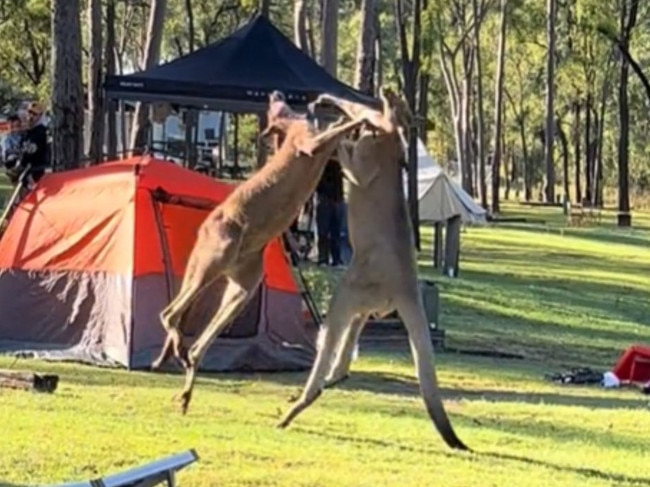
[149,91,378,414]
[276,88,469,451]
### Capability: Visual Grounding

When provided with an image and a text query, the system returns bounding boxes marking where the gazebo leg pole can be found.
[257,114,268,168]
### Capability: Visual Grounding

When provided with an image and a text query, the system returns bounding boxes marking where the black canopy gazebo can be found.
[103,15,377,113]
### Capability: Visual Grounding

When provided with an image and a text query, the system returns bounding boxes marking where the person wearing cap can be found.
[19,101,49,183]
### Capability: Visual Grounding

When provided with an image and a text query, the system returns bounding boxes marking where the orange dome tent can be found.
[0,156,316,371]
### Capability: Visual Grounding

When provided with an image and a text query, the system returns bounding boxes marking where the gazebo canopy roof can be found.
[103,15,377,113]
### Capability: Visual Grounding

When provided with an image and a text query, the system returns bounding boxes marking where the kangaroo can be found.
[150,91,378,414]
[276,88,469,451]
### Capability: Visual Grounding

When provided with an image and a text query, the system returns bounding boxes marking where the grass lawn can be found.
[0,173,9,205]
[1,203,649,487]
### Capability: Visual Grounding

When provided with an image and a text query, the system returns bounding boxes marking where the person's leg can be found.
[329,201,344,266]
[6,168,19,186]
[30,168,45,184]
[315,198,332,265]
[289,217,298,235]
[339,202,352,265]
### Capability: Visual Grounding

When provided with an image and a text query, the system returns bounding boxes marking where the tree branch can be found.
[597,24,650,105]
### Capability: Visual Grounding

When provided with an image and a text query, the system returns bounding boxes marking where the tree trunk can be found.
[183,0,197,168]
[504,110,515,199]
[592,113,603,206]
[502,114,510,200]
[320,0,339,76]
[374,14,382,89]
[472,0,487,210]
[616,0,637,226]
[615,0,638,226]
[597,21,650,105]
[543,0,556,203]
[105,0,117,160]
[354,0,376,94]
[490,0,508,213]
[87,0,103,164]
[573,100,581,204]
[306,2,317,58]
[461,44,475,195]
[259,0,270,17]
[584,91,592,204]
[294,0,309,52]
[129,0,167,154]
[185,0,194,51]
[556,118,570,207]
[395,0,421,249]
[617,48,631,220]
[438,48,464,193]
[519,120,531,201]
[595,73,611,207]
[503,149,510,199]
[52,0,84,169]
[418,73,429,145]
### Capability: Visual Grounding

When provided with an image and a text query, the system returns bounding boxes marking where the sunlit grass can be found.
[0,202,649,486]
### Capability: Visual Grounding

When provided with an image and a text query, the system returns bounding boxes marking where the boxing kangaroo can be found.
[151,91,379,414]
[276,88,469,451]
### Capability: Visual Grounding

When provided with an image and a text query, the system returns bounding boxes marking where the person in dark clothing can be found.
[19,101,49,183]
[315,158,345,267]
[2,114,24,184]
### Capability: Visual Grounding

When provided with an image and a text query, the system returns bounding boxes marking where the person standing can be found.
[315,158,345,267]
[2,114,25,184]
[19,101,49,183]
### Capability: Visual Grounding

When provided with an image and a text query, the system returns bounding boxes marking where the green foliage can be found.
[0,0,50,102]
[0,0,646,200]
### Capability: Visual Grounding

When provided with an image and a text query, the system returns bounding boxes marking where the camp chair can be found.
[49,449,199,487]
[291,196,316,261]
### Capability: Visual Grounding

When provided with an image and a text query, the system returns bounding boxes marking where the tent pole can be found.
[233,114,239,179]
[283,231,323,326]
[162,116,167,159]
[119,100,127,159]
[183,109,193,168]
[192,110,200,166]
[216,111,226,176]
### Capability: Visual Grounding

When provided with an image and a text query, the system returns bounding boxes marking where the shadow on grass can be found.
[294,426,650,486]
[470,414,649,452]
[53,364,649,413]
[481,450,650,487]
[501,222,650,248]
[0,482,29,487]
[312,370,648,412]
